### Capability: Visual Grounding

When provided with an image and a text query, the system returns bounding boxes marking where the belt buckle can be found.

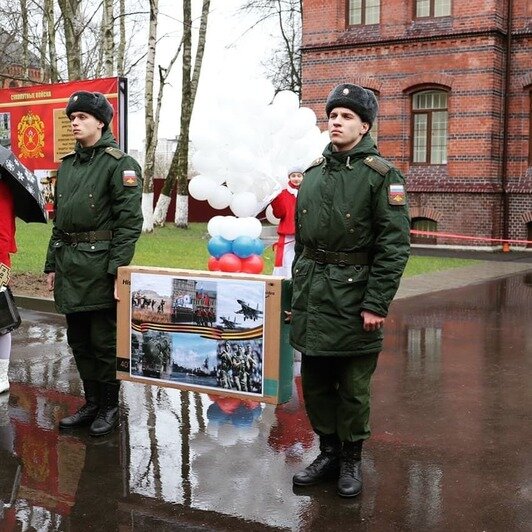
[315,249,326,265]
[337,254,348,268]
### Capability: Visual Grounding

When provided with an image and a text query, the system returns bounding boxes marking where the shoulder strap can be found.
[105,146,125,160]
[305,156,325,172]
[363,155,392,176]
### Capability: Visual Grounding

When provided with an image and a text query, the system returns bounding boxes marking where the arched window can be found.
[348,0,380,25]
[411,217,437,244]
[412,90,448,164]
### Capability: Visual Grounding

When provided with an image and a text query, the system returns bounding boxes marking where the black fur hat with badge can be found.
[65,91,114,129]
[325,83,378,128]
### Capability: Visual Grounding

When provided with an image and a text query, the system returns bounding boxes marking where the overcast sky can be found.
[127,0,277,152]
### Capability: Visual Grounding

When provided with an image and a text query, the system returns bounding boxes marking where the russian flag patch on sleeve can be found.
[388,184,406,205]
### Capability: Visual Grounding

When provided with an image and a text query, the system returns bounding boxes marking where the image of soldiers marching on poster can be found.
[129,272,266,396]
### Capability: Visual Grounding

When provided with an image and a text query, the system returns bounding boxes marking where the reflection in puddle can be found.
[2,274,531,530]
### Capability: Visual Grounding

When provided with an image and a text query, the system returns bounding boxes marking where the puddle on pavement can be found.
[1,274,531,530]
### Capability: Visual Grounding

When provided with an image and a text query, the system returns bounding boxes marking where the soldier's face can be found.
[69,111,104,147]
[328,107,369,152]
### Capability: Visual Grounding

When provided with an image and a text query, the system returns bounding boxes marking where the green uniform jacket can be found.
[44,130,143,314]
[290,134,410,357]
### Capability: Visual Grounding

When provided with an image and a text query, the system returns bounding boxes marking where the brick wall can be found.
[302,0,532,246]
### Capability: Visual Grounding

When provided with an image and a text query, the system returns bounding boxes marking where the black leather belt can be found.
[302,247,370,266]
[60,230,113,244]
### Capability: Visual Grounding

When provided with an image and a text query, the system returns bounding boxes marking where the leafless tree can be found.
[240,0,302,97]
[152,0,211,228]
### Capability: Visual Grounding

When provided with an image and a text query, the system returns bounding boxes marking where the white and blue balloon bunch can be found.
[206,215,265,274]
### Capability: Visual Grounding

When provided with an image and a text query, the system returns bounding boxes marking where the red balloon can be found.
[241,254,264,274]
[218,253,242,272]
[207,256,220,271]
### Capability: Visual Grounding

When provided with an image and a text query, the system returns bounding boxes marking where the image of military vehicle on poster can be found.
[236,299,263,321]
[215,281,265,331]
[131,330,173,380]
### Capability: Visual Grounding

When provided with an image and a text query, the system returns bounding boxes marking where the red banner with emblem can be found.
[0,77,127,212]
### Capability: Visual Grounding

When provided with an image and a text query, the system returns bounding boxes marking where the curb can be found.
[15,294,57,314]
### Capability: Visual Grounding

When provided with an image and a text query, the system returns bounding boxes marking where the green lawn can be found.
[11,220,476,276]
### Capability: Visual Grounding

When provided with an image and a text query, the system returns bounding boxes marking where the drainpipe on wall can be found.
[500,0,513,247]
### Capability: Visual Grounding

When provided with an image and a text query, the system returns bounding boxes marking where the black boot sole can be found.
[337,486,362,498]
[59,416,98,430]
[292,468,340,486]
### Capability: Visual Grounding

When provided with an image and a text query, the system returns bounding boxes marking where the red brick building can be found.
[301,0,532,247]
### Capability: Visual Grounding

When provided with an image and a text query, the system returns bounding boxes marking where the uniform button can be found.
[89,193,93,198]
[295,269,299,274]
[91,204,95,208]
[348,278,353,282]
[302,209,307,214]
[299,224,302,228]
[58,193,62,198]
[349,228,354,233]
[346,213,351,219]
[91,245,95,250]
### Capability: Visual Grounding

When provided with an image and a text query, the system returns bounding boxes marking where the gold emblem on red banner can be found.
[18,111,45,158]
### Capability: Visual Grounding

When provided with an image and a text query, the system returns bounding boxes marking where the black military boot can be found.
[337,440,363,497]
[59,380,99,429]
[292,434,341,486]
[89,381,120,437]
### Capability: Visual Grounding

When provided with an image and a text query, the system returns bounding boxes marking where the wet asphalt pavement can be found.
[1,270,531,531]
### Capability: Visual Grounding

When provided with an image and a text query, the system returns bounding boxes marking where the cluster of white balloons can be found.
[189,76,329,218]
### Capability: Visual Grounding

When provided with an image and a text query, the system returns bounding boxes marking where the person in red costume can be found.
[0,179,17,393]
[271,166,304,278]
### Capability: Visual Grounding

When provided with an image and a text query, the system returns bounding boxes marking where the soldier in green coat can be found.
[44,91,142,437]
[290,84,410,497]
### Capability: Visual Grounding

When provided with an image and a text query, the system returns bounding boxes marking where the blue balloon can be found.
[207,236,233,258]
[232,236,256,259]
[252,238,265,256]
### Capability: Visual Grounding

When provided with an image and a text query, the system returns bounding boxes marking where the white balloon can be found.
[227,148,255,174]
[207,185,232,210]
[188,175,214,201]
[273,90,300,113]
[191,151,225,177]
[226,173,253,193]
[287,107,318,139]
[219,216,241,241]
[265,205,280,226]
[230,192,259,218]
[207,215,225,236]
[240,217,263,238]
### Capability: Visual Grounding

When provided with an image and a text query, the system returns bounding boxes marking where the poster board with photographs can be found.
[116,266,293,404]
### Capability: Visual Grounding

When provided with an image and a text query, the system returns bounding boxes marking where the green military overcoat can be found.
[44,130,142,314]
[290,134,410,357]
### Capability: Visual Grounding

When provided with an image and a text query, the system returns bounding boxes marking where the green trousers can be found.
[301,353,379,442]
[66,307,117,383]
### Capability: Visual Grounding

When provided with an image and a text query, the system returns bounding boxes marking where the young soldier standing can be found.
[290,84,410,497]
[45,91,142,436]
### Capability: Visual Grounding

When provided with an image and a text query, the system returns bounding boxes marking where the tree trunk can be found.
[117,0,126,75]
[157,0,210,229]
[142,193,155,232]
[58,0,83,80]
[21,0,29,82]
[142,0,159,233]
[103,0,115,76]
[45,0,58,83]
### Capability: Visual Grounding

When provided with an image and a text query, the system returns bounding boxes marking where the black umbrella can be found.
[0,146,47,223]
